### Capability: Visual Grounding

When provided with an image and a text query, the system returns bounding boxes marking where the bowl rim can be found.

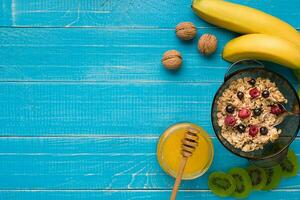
[156,122,214,179]
[211,66,300,160]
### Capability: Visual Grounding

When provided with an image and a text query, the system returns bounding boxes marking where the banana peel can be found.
[223,34,300,70]
[192,0,300,49]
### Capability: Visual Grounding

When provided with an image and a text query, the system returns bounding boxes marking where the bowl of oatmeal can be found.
[211,60,300,167]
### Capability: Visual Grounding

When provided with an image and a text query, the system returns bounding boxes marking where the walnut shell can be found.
[161,50,182,70]
[198,34,218,55]
[176,22,197,41]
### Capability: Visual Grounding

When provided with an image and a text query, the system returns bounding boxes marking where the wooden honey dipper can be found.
[170,127,199,200]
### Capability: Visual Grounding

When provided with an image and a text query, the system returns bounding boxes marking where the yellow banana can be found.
[223,34,300,70]
[192,0,300,49]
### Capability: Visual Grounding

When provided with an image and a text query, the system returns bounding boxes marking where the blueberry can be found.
[262,90,270,98]
[237,91,244,100]
[237,124,246,133]
[248,78,256,86]
[226,104,235,113]
[253,108,262,116]
[260,127,268,135]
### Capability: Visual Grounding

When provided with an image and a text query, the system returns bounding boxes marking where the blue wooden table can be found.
[0,0,299,199]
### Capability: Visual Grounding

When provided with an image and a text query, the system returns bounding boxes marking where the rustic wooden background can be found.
[0,0,299,199]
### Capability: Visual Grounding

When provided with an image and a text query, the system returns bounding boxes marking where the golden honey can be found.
[157,122,214,180]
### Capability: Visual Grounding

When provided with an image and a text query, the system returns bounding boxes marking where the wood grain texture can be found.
[1,190,300,200]
[1,0,300,199]
[0,136,299,190]
[0,82,217,136]
[0,27,233,82]
[0,0,12,26]
[0,0,300,28]
[0,81,298,136]
[0,27,297,83]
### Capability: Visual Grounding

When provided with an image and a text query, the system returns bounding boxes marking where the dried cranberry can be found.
[270,105,284,115]
[249,87,260,98]
[238,108,251,119]
[249,125,259,137]
[224,115,236,126]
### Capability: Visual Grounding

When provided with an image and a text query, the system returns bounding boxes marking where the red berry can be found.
[224,115,236,126]
[270,105,284,115]
[249,125,259,137]
[249,87,260,98]
[238,108,251,119]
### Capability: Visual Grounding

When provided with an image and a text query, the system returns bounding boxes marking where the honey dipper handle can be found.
[170,156,188,200]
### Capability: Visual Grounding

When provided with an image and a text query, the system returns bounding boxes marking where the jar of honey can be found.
[156,122,214,179]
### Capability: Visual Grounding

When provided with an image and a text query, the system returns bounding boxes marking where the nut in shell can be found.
[161,50,182,70]
[176,22,197,41]
[198,34,218,55]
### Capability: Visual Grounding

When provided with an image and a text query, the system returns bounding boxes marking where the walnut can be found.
[198,34,218,55]
[161,50,182,70]
[175,22,197,41]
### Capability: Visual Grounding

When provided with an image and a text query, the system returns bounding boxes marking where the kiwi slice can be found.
[280,149,299,178]
[228,167,252,198]
[247,165,267,190]
[208,171,236,197]
[263,165,282,190]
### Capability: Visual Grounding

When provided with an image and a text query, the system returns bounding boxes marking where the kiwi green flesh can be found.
[212,178,231,190]
[280,150,299,178]
[263,165,282,190]
[232,174,245,193]
[229,168,252,199]
[281,159,295,177]
[247,166,267,190]
[208,172,235,197]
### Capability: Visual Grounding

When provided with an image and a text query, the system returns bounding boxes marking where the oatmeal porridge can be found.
[217,77,287,152]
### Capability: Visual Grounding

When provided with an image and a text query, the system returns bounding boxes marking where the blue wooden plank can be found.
[0,82,218,136]
[0,28,298,83]
[0,27,233,82]
[0,0,299,28]
[0,137,298,190]
[1,189,300,200]
[0,82,298,136]
[0,0,299,198]
[0,0,12,26]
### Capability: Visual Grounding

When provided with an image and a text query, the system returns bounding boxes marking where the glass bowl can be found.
[211,60,300,167]
[156,122,214,179]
